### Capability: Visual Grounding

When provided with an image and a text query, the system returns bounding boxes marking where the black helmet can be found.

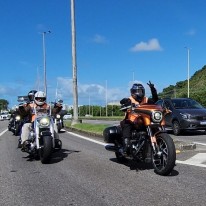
[130,83,145,102]
[28,90,37,102]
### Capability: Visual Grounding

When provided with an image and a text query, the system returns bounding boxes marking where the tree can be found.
[0,99,9,111]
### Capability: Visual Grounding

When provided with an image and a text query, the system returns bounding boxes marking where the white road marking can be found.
[0,129,8,136]
[67,131,108,146]
[176,160,206,168]
[183,153,206,164]
[67,131,206,168]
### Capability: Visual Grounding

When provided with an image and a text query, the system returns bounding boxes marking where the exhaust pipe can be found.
[105,145,118,152]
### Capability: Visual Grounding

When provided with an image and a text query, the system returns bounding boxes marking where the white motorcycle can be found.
[52,100,64,133]
[54,113,64,133]
[23,106,62,164]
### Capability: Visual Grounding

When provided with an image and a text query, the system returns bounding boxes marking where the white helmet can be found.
[34,91,46,106]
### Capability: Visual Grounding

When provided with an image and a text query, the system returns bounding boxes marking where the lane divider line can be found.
[67,131,107,146]
[0,129,8,136]
[176,160,206,168]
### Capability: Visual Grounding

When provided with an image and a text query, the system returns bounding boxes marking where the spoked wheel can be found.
[152,133,176,176]
[172,120,181,136]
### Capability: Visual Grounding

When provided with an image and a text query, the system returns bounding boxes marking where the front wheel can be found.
[152,133,176,176]
[14,123,20,136]
[172,120,181,136]
[39,136,53,164]
[58,124,61,133]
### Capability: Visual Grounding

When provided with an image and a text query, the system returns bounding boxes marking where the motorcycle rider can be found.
[8,106,21,132]
[10,90,37,126]
[17,90,37,147]
[28,90,37,102]
[120,81,158,154]
[19,91,62,150]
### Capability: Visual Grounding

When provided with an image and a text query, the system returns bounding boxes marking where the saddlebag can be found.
[103,126,122,143]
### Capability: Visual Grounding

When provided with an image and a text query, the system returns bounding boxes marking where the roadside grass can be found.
[80,116,123,121]
[64,120,110,135]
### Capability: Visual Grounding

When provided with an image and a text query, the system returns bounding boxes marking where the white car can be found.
[63,113,72,120]
[0,111,11,121]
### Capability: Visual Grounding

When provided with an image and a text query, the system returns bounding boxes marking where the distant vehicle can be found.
[156,98,206,135]
[85,114,93,117]
[63,113,72,120]
[0,111,11,121]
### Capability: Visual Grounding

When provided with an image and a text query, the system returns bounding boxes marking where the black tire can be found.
[115,148,127,163]
[115,152,126,163]
[152,133,176,176]
[17,139,22,148]
[14,123,20,136]
[172,120,181,136]
[57,124,61,133]
[39,136,53,164]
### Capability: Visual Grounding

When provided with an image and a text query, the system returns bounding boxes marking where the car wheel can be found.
[172,120,181,136]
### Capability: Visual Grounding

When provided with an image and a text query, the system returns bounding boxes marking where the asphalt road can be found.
[1,120,206,206]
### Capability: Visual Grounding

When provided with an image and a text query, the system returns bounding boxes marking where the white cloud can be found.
[3,76,158,108]
[53,77,155,106]
[92,34,107,44]
[53,77,128,105]
[130,38,163,52]
[185,29,196,36]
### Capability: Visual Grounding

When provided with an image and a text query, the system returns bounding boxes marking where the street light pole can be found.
[70,0,79,124]
[105,80,108,117]
[42,31,51,96]
[185,47,190,98]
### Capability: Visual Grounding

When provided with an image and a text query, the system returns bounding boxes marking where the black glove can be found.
[120,98,131,111]
[147,81,154,88]
[120,98,131,105]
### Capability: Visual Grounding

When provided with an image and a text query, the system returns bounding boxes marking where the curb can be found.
[173,140,196,151]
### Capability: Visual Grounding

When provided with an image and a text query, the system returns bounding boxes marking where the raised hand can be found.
[147,81,154,88]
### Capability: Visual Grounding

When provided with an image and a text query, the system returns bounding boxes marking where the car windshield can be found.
[171,99,204,109]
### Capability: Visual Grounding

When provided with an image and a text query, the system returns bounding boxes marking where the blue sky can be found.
[1,0,206,108]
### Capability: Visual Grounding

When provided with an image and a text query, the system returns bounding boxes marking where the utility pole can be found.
[105,80,108,117]
[42,31,51,96]
[71,0,79,125]
[185,47,190,98]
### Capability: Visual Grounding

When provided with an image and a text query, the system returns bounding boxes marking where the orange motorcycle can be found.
[103,101,176,176]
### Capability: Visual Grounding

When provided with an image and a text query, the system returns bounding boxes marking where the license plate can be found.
[200,121,206,125]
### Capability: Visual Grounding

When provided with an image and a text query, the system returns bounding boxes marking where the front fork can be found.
[146,126,166,156]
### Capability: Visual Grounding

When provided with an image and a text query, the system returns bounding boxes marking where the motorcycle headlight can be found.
[56,114,61,119]
[39,117,50,127]
[15,115,21,121]
[151,111,163,123]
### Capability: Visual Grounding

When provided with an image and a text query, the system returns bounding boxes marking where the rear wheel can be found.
[172,120,181,135]
[152,133,176,176]
[39,136,53,164]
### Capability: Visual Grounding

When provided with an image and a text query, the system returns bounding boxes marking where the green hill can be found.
[158,65,206,106]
